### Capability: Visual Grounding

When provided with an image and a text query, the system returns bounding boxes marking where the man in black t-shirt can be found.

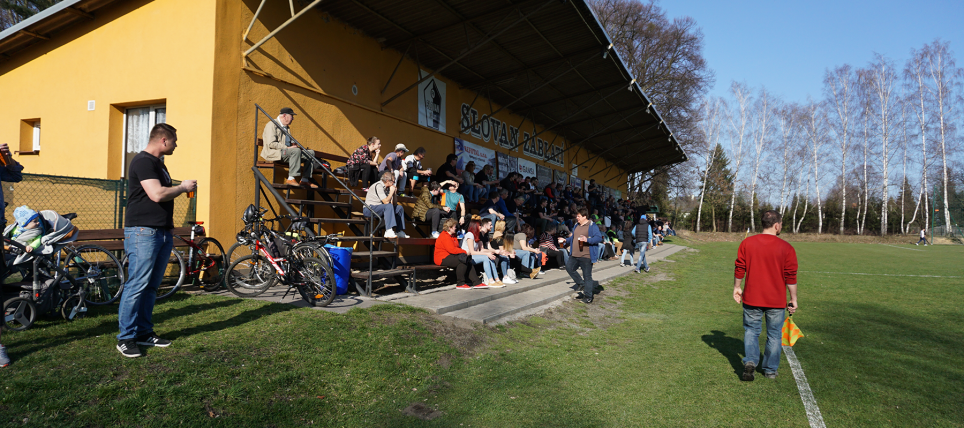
[116,123,196,358]
[435,154,462,184]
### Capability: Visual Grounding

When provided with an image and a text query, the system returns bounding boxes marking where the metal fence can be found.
[2,173,196,230]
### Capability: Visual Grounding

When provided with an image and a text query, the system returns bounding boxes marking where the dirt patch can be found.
[402,402,442,420]
[417,313,487,357]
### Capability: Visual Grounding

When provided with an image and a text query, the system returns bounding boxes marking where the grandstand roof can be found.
[320,0,687,175]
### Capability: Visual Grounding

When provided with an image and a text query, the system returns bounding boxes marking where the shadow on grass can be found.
[160,299,295,341]
[702,330,745,379]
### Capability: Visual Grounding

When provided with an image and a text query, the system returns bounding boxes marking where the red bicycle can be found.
[119,221,225,300]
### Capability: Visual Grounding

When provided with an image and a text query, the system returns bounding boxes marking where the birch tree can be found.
[868,54,899,236]
[746,88,772,231]
[775,103,801,215]
[695,97,724,232]
[726,82,751,233]
[925,40,959,234]
[825,64,857,234]
[905,47,932,229]
[802,99,826,233]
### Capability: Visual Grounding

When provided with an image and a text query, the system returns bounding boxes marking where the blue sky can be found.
[664,0,964,103]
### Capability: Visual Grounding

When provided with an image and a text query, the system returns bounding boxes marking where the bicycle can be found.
[224,224,337,307]
[226,208,333,277]
[117,222,225,301]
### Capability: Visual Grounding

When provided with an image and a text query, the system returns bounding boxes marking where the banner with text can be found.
[517,158,537,178]
[554,169,568,187]
[570,175,582,190]
[459,103,564,166]
[454,138,496,174]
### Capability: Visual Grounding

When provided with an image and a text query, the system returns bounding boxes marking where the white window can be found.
[122,105,166,177]
[32,122,41,152]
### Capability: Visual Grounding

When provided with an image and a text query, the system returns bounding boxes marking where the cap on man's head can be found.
[280,107,297,116]
[395,143,409,152]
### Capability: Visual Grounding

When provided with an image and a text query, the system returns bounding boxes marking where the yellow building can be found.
[0,0,685,253]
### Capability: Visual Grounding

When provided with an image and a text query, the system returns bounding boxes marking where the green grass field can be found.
[1,239,962,427]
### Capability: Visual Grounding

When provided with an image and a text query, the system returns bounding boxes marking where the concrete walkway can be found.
[388,243,686,324]
[204,243,686,319]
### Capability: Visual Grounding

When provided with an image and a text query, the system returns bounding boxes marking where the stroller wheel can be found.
[61,295,88,321]
[3,297,37,331]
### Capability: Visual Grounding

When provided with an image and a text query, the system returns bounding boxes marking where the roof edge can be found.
[0,0,85,41]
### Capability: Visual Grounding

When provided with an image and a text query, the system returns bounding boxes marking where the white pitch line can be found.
[784,346,826,428]
[799,270,962,278]
[881,244,924,252]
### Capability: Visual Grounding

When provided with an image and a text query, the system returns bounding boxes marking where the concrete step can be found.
[393,243,686,324]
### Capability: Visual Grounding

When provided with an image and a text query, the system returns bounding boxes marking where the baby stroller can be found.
[2,213,123,331]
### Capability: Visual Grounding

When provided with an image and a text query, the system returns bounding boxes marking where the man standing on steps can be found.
[733,210,798,381]
[117,123,196,358]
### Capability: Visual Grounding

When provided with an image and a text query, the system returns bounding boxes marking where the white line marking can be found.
[881,244,924,252]
[799,271,962,278]
[784,346,826,428]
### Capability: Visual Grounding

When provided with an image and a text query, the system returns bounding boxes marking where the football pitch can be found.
[0,239,961,427]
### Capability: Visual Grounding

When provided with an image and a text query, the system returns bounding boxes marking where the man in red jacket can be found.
[733,210,798,381]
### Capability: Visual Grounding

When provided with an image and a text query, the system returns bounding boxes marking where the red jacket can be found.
[434,231,465,265]
[734,234,798,308]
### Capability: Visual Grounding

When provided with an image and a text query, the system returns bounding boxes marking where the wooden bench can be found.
[74,226,203,252]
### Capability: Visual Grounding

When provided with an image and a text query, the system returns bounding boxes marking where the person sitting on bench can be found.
[379,143,409,196]
[364,171,409,239]
[403,147,432,196]
[413,181,448,238]
[260,107,318,188]
[434,218,484,290]
[346,136,381,187]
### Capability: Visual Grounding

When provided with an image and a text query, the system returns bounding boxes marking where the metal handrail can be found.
[252,103,382,296]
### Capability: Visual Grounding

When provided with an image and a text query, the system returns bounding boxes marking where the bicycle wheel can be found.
[224,254,277,298]
[193,238,226,291]
[294,257,336,307]
[226,242,258,270]
[120,250,186,300]
[66,244,126,306]
[2,297,37,331]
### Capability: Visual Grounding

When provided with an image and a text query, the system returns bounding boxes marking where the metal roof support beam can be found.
[384,0,545,51]
[20,30,48,40]
[506,79,634,152]
[590,161,618,180]
[62,7,93,20]
[543,106,645,164]
[380,43,413,94]
[462,46,602,90]
[381,0,556,108]
[243,0,267,41]
[573,123,658,168]
[517,79,625,112]
[243,0,324,57]
[459,49,605,134]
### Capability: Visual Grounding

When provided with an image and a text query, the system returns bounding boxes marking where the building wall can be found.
[219,0,629,241]
[0,0,217,225]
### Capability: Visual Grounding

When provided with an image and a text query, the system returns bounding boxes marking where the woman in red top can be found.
[434,218,484,289]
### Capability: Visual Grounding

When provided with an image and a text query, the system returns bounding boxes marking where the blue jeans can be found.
[742,304,786,375]
[515,249,537,268]
[364,204,406,231]
[471,255,498,281]
[634,243,648,271]
[619,248,633,265]
[565,255,594,297]
[118,227,173,341]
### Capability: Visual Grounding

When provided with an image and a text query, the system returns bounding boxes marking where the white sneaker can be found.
[538,270,547,275]
[431,231,440,238]
[502,277,517,285]
[384,229,397,238]
[396,231,409,238]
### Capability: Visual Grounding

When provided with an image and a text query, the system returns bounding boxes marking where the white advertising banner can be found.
[517,158,537,178]
[418,69,446,132]
[454,138,496,173]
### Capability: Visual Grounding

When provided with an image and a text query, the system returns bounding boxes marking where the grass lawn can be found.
[1,238,962,427]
